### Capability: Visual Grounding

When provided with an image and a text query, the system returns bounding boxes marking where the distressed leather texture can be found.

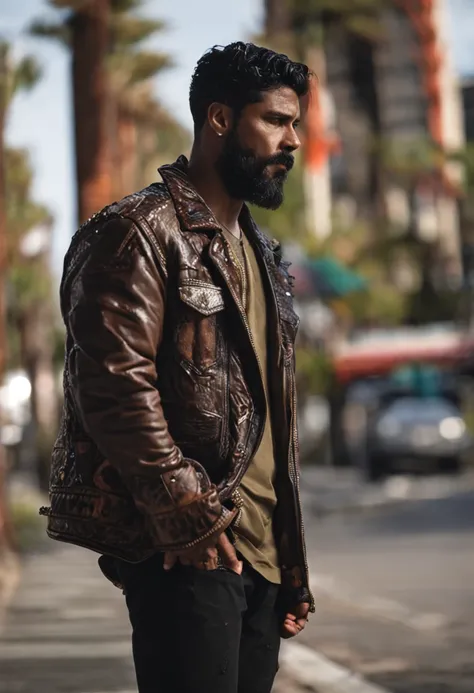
[42,156,312,607]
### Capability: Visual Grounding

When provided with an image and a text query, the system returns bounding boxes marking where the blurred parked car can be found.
[363,396,472,481]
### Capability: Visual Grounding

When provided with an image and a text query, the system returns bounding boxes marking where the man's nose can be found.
[283,127,301,152]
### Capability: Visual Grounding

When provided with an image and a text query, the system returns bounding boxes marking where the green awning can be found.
[307,257,367,297]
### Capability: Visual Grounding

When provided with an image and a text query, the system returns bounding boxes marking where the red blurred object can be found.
[332,330,474,384]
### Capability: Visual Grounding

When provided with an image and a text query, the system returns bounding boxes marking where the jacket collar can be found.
[158,155,255,236]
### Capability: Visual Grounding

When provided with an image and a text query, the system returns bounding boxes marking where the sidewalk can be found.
[0,549,20,618]
[0,542,308,693]
[0,543,136,693]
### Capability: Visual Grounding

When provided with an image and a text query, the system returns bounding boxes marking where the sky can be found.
[2,0,474,275]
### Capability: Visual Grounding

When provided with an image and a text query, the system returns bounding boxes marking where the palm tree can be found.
[31,0,112,224]
[136,110,190,190]
[106,5,173,196]
[31,0,187,209]
[5,146,57,491]
[0,42,41,375]
[0,41,42,553]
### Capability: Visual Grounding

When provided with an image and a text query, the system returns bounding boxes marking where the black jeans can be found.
[115,554,281,693]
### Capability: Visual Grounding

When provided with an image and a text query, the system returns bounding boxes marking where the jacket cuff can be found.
[291,586,313,605]
[152,502,237,553]
[130,457,237,552]
[281,565,315,612]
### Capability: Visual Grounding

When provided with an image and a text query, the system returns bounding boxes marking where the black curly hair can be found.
[189,42,310,133]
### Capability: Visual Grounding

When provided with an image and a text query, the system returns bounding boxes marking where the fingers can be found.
[281,620,304,638]
[295,602,310,619]
[183,548,219,571]
[164,546,219,571]
[193,556,218,570]
[281,604,310,639]
[217,533,243,574]
[163,552,177,571]
[281,619,300,639]
[163,534,244,575]
[191,546,218,569]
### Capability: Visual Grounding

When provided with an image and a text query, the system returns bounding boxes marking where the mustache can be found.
[263,151,295,172]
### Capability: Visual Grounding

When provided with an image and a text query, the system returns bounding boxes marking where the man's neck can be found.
[187,154,243,236]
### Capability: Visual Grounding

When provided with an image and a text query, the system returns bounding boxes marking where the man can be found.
[42,42,313,693]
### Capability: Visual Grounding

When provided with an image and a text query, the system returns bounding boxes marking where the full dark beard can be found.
[216,129,294,210]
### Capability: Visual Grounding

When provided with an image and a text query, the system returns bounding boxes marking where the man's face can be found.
[216,87,301,210]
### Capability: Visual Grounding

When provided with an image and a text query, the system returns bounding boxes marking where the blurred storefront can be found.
[266,0,466,289]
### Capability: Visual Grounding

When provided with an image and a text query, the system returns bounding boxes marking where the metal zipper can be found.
[231,488,244,528]
[285,345,315,611]
[178,506,236,550]
[219,338,231,461]
[40,502,236,553]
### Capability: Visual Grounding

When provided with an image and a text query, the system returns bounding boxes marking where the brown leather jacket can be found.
[41,156,313,608]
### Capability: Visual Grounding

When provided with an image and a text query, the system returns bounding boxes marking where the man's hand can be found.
[281,602,310,639]
[163,532,243,574]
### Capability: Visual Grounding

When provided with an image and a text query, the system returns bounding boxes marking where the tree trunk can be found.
[71,0,112,225]
[265,0,291,35]
[19,301,58,492]
[116,109,137,197]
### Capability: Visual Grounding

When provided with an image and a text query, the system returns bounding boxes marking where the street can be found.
[0,470,473,693]
[290,476,474,692]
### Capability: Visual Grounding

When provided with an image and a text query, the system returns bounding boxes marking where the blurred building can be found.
[462,79,474,142]
[265,0,466,284]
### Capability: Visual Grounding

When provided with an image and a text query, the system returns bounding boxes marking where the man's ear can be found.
[208,102,233,137]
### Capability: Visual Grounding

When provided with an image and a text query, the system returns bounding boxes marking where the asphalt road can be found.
[298,483,474,692]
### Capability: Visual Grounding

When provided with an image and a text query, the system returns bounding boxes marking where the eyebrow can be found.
[265,110,300,122]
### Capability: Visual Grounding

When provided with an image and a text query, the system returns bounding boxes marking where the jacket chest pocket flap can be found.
[179,282,225,316]
[176,281,225,371]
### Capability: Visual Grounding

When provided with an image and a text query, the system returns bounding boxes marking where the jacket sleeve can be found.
[67,216,235,552]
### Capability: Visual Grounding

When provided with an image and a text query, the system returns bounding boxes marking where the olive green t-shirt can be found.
[222,227,281,585]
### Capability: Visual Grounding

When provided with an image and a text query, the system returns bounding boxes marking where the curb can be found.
[308,495,405,519]
[280,642,391,693]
